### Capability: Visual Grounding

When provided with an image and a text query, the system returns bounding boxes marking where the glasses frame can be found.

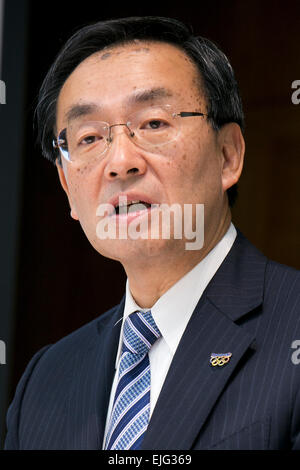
[52,107,208,163]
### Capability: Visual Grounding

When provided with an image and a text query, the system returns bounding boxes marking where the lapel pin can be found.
[210,352,232,367]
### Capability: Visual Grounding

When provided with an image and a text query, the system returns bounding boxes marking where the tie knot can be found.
[122,310,161,356]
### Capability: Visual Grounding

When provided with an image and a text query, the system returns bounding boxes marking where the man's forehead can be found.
[57,41,206,124]
[70,40,201,82]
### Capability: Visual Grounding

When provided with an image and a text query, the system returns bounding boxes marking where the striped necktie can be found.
[104,310,161,450]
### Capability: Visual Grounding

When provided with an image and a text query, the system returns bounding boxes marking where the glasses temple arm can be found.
[178,111,207,118]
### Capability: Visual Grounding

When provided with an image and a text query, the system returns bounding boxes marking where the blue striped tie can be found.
[105,310,161,450]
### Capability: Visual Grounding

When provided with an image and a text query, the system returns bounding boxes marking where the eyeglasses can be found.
[53,104,207,164]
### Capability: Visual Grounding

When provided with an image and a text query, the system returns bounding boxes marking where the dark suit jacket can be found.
[4,230,300,449]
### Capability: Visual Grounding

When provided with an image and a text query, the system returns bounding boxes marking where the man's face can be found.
[56,41,237,265]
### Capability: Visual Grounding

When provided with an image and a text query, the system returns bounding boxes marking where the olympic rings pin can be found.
[210,352,232,367]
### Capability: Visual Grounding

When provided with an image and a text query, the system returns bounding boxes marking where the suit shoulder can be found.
[263,258,300,324]
[6,303,120,413]
[18,302,121,381]
[265,258,300,284]
[5,302,122,449]
[44,302,120,357]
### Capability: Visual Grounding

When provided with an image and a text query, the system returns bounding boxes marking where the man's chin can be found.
[92,237,184,264]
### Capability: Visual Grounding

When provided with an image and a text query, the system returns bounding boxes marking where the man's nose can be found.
[103,127,147,181]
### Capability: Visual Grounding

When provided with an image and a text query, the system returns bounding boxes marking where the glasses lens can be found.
[56,106,181,163]
[57,121,110,163]
[127,105,180,150]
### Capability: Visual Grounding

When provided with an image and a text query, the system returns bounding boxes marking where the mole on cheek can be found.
[77,166,88,174]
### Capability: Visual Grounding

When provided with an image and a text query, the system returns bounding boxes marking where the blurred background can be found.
[0,0,299,447]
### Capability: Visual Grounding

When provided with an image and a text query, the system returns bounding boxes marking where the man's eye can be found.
[144,119,168,130]
[79,135,103,145]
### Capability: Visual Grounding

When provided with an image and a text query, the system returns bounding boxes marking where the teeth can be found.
[116,199,151,214]
[118,199,141,208]
[127,203,149,213]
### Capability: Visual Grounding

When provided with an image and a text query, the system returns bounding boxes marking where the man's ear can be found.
[218,123,245,192]
[55,159,79,220]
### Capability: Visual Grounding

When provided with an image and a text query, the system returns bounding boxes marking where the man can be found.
[4,16,300,450]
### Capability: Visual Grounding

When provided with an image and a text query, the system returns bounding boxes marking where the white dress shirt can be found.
[103,223,237,447]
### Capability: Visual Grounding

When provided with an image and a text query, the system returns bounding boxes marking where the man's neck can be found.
[124,217,232,308]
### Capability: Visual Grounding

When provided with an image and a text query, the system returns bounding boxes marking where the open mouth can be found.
[115,200,152,215]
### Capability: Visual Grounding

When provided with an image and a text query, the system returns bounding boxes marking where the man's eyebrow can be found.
[127,87,173,105]
[64,103,100,124]
[63,88,173,124]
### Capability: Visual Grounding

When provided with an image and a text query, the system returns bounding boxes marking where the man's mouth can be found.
[115,200,152,215]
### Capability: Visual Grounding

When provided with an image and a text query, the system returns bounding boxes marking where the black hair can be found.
[35,16,245,206]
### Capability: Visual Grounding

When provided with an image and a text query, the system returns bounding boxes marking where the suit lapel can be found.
[141,230,267,450]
